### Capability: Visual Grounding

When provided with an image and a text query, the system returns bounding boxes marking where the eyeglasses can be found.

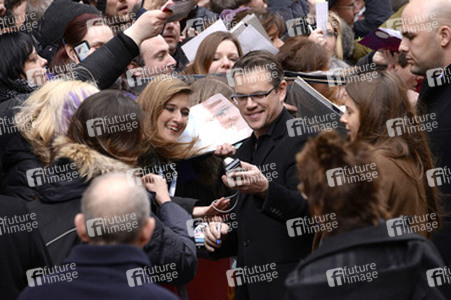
[231,86,277,106]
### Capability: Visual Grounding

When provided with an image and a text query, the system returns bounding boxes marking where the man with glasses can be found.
[204,51,313,300]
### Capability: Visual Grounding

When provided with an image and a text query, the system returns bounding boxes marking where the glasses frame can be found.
[231,86,277,106]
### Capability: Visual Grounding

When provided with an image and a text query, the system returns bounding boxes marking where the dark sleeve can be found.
[143,202,197,285]
[356,50,376,67]
[260,156,309,221]
[171,196,199,215]
[353,0,393,38]
[73,32,139,90]
[267,0,308,21]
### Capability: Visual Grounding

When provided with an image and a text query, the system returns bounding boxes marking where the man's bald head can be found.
[79,173,150,245]
[399,0,451,74]
[403,0,451,27]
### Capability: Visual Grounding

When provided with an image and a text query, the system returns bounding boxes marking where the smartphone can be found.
[74,41,91,61]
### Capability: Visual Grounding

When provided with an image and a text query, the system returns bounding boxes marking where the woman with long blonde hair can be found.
[0,79,98,200]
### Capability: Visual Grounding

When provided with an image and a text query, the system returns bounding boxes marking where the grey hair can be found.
[81,172,150,244]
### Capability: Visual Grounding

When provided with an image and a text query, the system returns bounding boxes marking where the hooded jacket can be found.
[27,136,197,285]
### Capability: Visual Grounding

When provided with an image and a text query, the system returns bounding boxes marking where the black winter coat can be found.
[211,109,313,300]
[0,195,51,300]
[419,65,451,265]
[0,96,45,201]
[285,221,451,300]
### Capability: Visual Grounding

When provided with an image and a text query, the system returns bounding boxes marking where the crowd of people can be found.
[0,0,451,299]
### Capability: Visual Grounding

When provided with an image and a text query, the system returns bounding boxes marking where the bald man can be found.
[399,0,451,265]
[19,173,179,300]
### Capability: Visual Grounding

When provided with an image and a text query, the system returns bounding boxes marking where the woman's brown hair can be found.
[61,90,144,166]
[345,70,440,226]
[183,31,243,75]
[296,130,388,236]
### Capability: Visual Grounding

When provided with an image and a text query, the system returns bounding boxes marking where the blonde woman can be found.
[308,12,349,68]
[0,79,99,200]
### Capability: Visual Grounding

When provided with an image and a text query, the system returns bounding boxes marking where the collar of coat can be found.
[52,136,132,181]
[295,220,427,270]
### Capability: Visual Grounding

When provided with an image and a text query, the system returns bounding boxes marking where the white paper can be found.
[234,25,279,55]
[316,0,329,36]
[181,19,228,62]
[230,13,271,43]
[179,94,252,152]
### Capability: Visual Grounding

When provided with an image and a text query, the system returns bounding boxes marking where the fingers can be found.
[204,222,220,251]
[213,198,231,210]
[215,143,236,156]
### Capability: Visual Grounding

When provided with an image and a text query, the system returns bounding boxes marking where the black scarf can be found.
[0,79,38,103]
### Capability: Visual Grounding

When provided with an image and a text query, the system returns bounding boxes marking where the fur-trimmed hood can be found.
[52,136,132,181]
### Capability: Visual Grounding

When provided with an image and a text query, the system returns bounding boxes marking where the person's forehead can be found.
[234,70,275,92]
[142,36,168,55]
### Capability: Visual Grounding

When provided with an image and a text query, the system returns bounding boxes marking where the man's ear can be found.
[278,80,288,103]
[74,213,90,243]
[65,44,79,64]
[438,25,451,48]
[139,217,155,248]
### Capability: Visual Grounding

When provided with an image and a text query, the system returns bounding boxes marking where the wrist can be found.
[156,192,171,205]
[124,27,143,46]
